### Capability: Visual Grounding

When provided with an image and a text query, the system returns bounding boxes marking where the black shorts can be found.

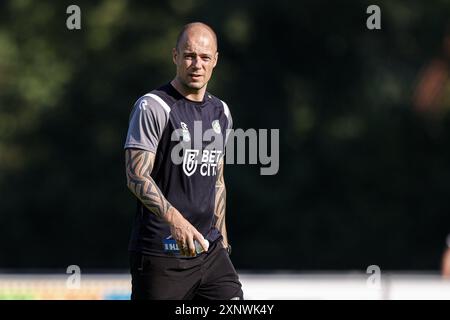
[129,240,244,300]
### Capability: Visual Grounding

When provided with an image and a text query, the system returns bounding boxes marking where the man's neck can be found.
[171,78,206,102]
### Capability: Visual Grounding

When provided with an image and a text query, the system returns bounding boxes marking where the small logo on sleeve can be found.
[139,99,147,110]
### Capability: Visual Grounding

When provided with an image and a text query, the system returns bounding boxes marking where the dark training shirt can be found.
[124,83,233,257]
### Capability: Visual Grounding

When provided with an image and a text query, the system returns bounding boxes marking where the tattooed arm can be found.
[125,148,208,256]
[125,148,171,218]
[214,158,230,251]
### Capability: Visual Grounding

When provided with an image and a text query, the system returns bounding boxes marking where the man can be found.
[123,22,243,300]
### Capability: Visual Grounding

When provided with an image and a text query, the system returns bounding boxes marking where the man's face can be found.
[173,30,218,91]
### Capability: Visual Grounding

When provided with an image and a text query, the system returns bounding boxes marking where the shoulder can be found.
[131,88,174,116]
[133,83,187,112]
[149,83,180,110]
[206,92,231,118]
[127,91,171,128]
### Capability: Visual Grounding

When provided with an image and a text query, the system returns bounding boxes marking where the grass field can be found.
[1,272,449,300]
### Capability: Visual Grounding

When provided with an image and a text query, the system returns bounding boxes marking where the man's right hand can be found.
[164,206,209,257]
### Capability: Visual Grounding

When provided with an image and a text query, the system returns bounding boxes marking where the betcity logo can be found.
[171,121,279,176]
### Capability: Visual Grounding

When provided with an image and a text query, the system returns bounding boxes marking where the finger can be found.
[177,240,186,256]
[194,233,209,252]
[186,237,196,257]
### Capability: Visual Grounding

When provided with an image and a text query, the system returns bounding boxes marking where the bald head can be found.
[175,22,218,52]
[172,22,219,99]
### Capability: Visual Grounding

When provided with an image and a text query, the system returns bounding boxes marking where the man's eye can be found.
[203,57,211,61]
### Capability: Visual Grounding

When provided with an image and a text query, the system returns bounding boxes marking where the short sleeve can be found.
[221,100,233,144]
[124,94,170,153]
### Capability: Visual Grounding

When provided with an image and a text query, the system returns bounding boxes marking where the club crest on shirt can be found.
[212,120,221,134]
[180,122,191,142]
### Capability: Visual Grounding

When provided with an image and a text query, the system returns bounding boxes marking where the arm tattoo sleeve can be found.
[125,148,172,219]
[214,158,228,248]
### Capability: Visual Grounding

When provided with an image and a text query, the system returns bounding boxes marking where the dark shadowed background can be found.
[1,0,450,272]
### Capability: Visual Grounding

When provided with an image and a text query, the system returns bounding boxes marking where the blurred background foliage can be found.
[1,0,450,271]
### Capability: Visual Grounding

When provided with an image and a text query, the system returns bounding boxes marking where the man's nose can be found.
[192,57,202,69]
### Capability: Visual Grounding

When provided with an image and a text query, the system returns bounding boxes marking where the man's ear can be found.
[172,48,178,65]
[213,51,219,68]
